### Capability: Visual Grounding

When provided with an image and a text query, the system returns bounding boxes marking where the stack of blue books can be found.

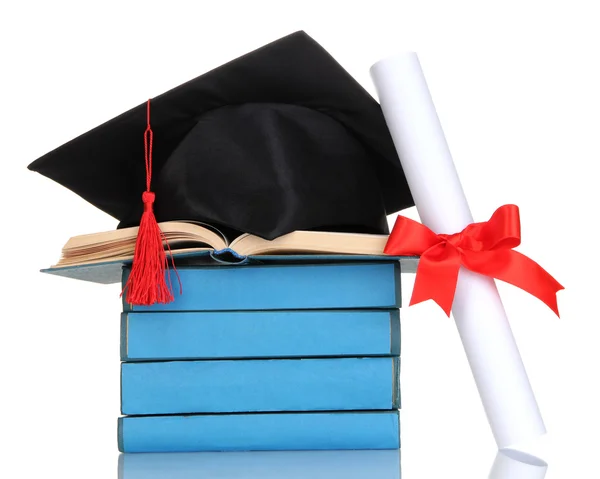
[118,260,402,453]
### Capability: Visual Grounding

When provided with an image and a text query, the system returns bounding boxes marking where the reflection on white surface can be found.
[118,449,401,479]
[489,449,548,479]
[119,447,550,479]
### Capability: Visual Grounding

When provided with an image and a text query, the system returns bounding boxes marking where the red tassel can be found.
[121,99,180,305]
[123,191,174,305]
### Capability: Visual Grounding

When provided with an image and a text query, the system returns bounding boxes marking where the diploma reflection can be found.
[119,450,401,479]
[489,449,547,479]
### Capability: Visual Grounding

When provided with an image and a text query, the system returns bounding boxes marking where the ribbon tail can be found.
[465,250,564,317]
[410,244,461,316]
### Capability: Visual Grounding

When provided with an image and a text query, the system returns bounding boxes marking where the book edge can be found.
[390,310,401,356]
[120,313,128,361]
[117,417,125,453]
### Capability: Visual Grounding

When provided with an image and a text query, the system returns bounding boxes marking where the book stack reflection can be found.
[119,450,402,479]
[118,448,548,479]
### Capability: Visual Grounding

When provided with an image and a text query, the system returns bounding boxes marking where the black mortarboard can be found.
[28,31,413,241]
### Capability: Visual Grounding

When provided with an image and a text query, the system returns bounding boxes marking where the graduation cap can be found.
[28,30,414,304]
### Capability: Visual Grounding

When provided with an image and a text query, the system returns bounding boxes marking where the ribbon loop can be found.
[385,204,563,316]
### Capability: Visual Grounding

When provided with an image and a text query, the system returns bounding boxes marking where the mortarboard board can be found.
[28,30,414,304]
[28,31,413,238]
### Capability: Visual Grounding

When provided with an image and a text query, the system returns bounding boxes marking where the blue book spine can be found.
[122,262,401,312]
[118,411,400,453]
[121,310,400,361]
[121,357,400,415]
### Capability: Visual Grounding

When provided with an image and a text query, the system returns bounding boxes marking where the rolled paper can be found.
[370,53,546,449]
[489,450,548,479]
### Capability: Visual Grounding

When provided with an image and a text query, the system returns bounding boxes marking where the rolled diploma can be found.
[370,53,546,449]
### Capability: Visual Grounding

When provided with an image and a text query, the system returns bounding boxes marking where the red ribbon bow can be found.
[384,204,563,316]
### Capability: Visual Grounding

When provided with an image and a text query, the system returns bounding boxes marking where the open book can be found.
[53,221,390,268]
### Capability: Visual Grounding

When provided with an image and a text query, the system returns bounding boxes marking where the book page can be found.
[55,221,228,267]
[64,221,227,251]
[53,247,214,268]
[230,231,389,256]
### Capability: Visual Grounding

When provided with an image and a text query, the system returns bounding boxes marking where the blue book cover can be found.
[123,262,401,312]
[121,357,400,415]
[121,310,400,361]
[118,411,400,453]
[41,252,416,285]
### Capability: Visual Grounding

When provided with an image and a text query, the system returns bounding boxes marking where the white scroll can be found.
[370,53,546,449]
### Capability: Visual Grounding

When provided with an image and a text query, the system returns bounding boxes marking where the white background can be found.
[1,1,598,477]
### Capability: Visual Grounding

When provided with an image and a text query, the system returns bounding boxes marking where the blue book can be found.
[121,310,400,360]
[122,262,401,312]
[42,252,416,285]
[121,357,400,415]
[118,411,400,453]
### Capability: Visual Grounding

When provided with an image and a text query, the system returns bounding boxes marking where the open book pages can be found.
[54,221,390,268]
